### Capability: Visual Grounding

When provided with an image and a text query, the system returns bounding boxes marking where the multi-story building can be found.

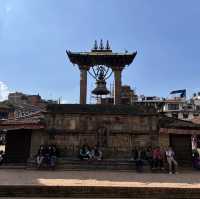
[136,91,200,121]
[191,92,200,112]
[163,98,196,120]
[135,96,165,112]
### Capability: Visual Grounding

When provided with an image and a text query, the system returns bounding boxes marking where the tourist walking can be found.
[165,146,178,174]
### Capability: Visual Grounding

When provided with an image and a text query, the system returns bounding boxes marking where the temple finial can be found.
[106,40,110,50]
[99,39,104,50]
[93,40,98,50]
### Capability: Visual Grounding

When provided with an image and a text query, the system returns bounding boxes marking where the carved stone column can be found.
[79,67,88,104]
[114,69,122,105]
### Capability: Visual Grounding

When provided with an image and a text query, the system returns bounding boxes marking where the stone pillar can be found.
[114,69,122,105]
[79,68,87,104]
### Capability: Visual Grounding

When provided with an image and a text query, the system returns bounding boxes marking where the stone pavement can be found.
[0,169,199,188]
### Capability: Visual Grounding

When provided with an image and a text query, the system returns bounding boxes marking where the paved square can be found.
[0,169,199,188]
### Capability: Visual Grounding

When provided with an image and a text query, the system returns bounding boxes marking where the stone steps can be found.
[58,159,137,170]
[27,158,149,171]
[0,185,199,198]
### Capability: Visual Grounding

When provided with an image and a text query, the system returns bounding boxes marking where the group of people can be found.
[35,144,178,173]
[79,144,103,160]
[133,146,178,174]
[36,145,58,169]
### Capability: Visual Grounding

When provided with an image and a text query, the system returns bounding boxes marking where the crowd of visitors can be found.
[36,145,58,169]
[79,144,103,160]
[133,146,178,174]
[34,144,200,173]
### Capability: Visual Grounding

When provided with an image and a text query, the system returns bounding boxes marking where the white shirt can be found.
[166,149,174,158]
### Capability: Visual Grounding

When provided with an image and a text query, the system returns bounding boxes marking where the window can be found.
[168,104,179,110]
[183,113,189,119]
[172,113,178,118]
[0,112,8,119]
[196,106,200,111]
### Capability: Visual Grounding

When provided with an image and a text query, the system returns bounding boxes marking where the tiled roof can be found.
[159,116,200,129]
[0,112,45,131]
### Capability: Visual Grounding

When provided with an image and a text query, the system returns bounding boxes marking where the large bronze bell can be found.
[92,79,110,95]
[91,66,110,96]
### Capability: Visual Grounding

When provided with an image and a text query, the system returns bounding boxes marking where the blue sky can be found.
[0,0,200,102]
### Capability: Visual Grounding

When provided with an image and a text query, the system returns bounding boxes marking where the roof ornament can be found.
[106,40,111,50]
[93,40,98,50]
[99,39,104,50]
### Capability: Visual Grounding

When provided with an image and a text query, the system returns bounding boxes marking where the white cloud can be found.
[0,81,9,101]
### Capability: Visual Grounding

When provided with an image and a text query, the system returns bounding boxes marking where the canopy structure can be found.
[66,40,137,105]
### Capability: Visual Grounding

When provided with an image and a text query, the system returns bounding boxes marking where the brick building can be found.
[29,104,158,159]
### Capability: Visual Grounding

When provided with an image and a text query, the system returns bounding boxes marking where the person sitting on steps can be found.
[36,145,46,168]
[91,145,103,160]
[152,146,164,170]
[48,145,58,170]
[133,146,146,172]
[146,146,153,170]
[79,144,91,160]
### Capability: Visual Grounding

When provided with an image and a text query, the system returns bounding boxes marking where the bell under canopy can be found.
[92,79,110,96]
